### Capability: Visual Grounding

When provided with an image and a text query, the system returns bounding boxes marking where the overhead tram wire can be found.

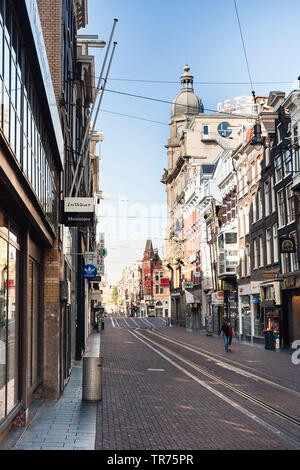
[233,0,256,100]
[101,88,259,120]
[84,71,294,86]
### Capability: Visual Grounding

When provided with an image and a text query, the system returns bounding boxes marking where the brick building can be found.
[142,240,169,317]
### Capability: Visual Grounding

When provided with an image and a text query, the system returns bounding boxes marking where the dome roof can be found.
[171,65,204,119]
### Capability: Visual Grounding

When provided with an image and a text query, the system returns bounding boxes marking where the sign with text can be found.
[61,198,95,226]
[212,291,224,305]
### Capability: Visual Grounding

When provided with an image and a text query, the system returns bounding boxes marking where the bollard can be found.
[82,357,102,401]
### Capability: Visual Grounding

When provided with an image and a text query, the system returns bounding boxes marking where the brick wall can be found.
[36,0,62,106]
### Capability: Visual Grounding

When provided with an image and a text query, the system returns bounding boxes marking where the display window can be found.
[241,295,251,336]
[0,214,20,422]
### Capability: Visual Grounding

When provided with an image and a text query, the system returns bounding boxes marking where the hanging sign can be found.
[280,238,296,253]
[82,264,97,280]
[61,198,95,226]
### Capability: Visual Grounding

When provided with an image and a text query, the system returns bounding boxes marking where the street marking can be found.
[129,330,300,449]
[130,317,140,328]
[143,318,155,329]
[110,317,116,328]
[123,318,134,328]
[147,368,165,371]
[124,341,133,344]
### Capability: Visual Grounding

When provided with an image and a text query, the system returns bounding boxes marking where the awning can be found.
[185,290,201,304]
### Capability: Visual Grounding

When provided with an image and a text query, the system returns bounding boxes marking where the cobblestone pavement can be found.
[0,332,100,451]
[96,319,300,450]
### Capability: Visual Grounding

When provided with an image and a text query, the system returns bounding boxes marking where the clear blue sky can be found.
[81,0,300,284]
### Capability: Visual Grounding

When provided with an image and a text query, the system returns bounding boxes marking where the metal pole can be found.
[75,42,118,197]
[69,19,118,197]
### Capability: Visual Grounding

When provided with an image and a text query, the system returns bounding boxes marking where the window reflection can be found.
[6,244,18,414]
[0,0,57,229]
[0,237,7,420]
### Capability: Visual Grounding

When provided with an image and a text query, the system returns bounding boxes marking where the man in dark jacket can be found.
[221,320,230,352]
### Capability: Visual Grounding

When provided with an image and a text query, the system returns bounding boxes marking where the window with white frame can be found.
[251,163,255,186]
[253,239,258,269]
[265,146,270,167]
[286,183,295,224]
[290,232,298,272]
[259,235,264,267]
[245,206,249,234]
[258,190,263,220]
[266,228,272,265]
[257,158,261,180]
[277,189,286,228]
[273,224,278,263]
[239,209,245,237]
[293,125,300,171]
[202,124,209,136]
[245,244,250,276]
[271,176,276,213]
[285,150,293,175]
[277,123,284,143]
[275,155,283,183]
[264,181,270,217]
[240,247,245,277]
[252,193,257,223]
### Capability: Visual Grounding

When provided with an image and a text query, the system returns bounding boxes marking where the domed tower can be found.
[171,65,204,119]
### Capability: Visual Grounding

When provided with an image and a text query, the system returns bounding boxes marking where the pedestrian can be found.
[221,319,230,352]
[228,321,234,351]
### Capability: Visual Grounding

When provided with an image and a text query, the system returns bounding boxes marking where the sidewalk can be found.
[0,331,100,451]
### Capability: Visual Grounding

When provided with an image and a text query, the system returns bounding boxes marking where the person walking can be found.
[221,319,230,352]
[228,321,234,351]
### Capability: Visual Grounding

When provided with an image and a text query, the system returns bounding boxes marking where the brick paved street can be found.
[1,318,299,451]
[96,319,300,450]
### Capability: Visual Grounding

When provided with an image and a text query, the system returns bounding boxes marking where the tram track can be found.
[129,328,300,447]
[140,327,300,398]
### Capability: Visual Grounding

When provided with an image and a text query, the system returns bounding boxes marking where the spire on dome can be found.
[171,65,204,118]
[180,64,194,90]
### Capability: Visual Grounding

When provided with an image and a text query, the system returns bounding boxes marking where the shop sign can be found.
[91,291,101,301]
[223,281,233,291]
[82,264,97,280]
[84,252,97,266]
[280,238,296,253]
[61,198,95,226]
[184,282,194,289]
[212,291,224,305]
[160,278,170,288]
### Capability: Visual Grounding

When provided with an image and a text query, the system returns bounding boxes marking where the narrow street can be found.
[96,315,300,450]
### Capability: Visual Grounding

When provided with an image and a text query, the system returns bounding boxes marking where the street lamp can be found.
[250,123,264,151]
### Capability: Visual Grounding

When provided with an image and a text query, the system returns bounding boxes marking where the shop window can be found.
[0,226,19,422]
[28,259,40,387]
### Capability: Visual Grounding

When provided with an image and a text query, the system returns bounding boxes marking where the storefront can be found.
[260,280,283,348]
[238,282,264,343]
[281,275,300,348]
